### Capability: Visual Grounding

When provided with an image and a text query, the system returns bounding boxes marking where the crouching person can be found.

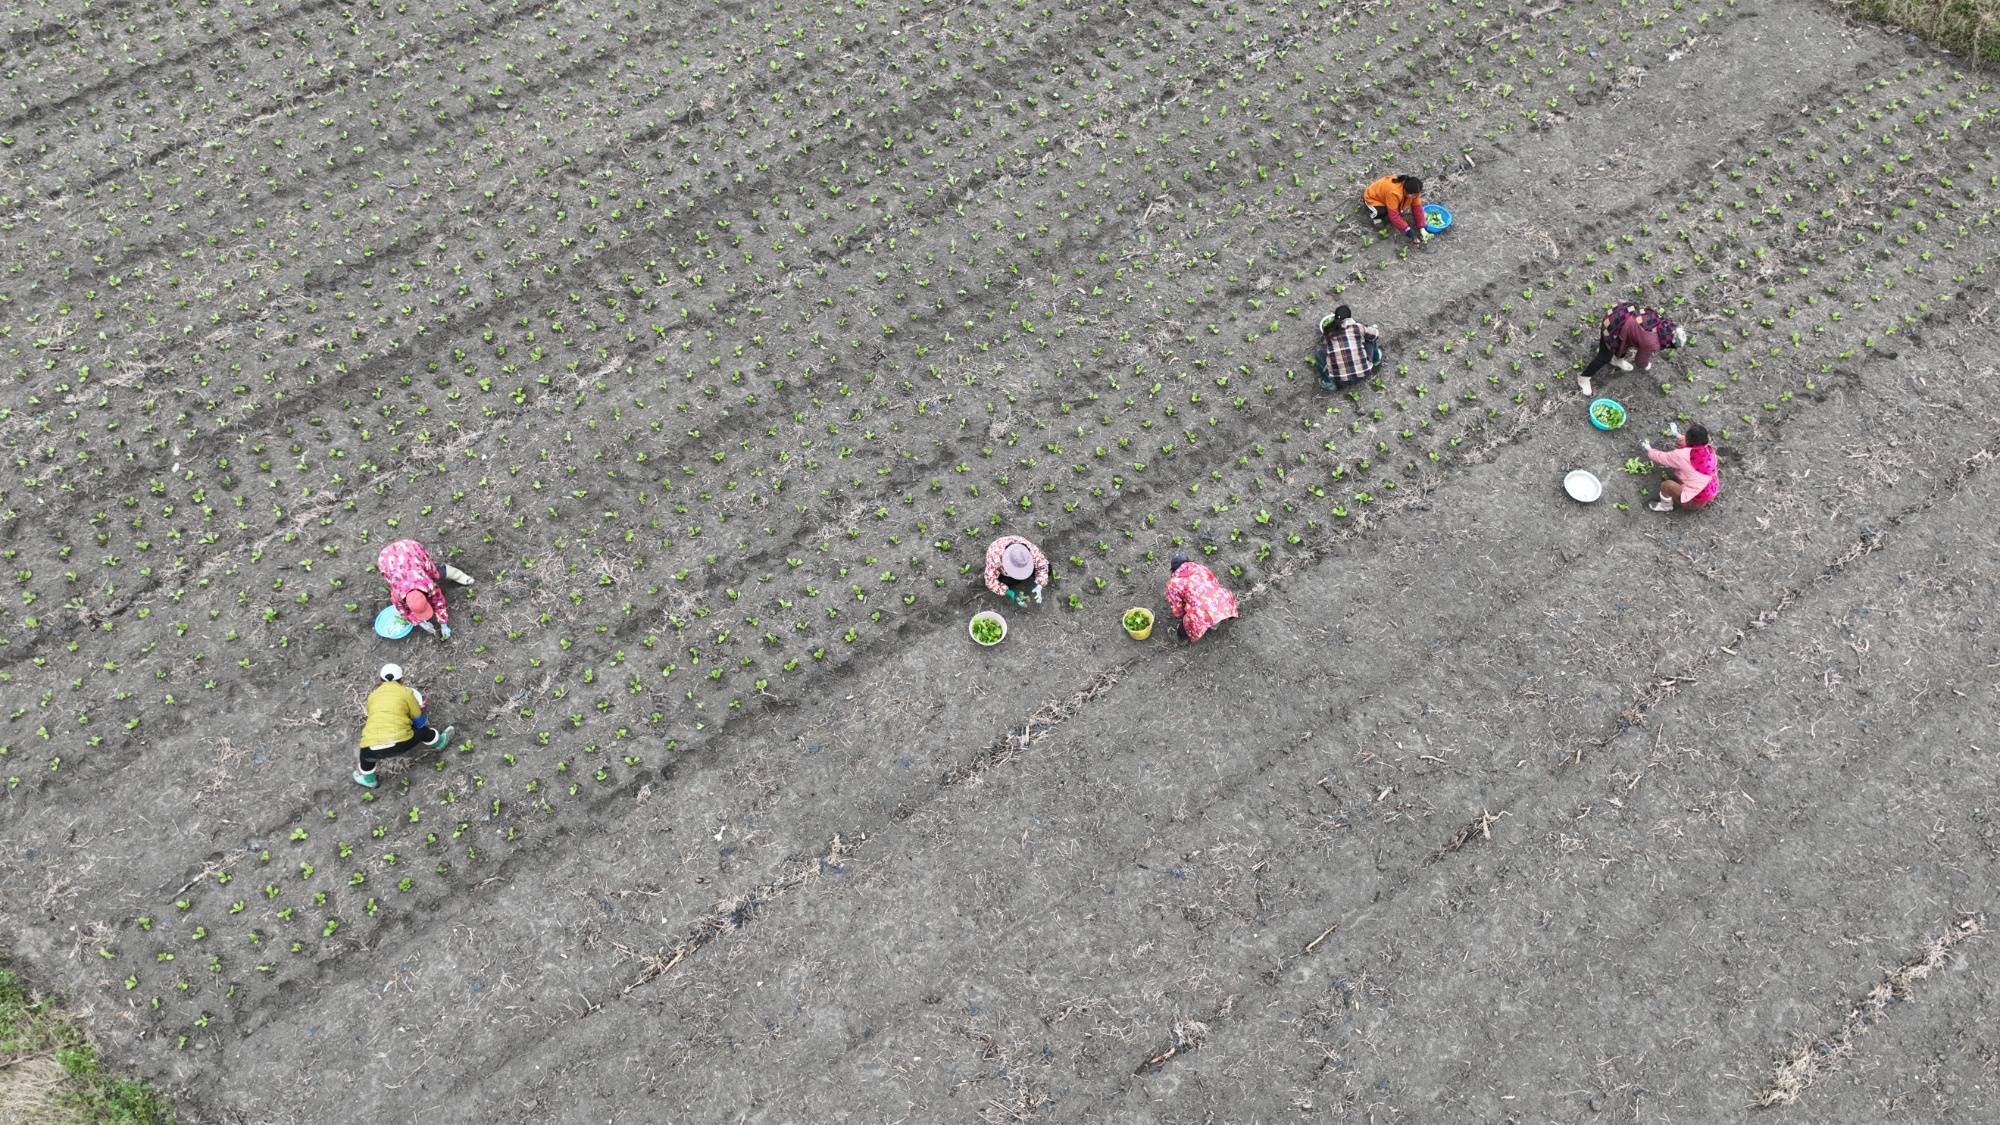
[354,663,454,789]
[1642,422,1720,513]
[1164,553,1240,643]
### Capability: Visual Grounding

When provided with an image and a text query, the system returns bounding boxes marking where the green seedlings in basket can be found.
[971,617,1003,645]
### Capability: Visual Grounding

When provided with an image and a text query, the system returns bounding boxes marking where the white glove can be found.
[1032,585,1043,605]
[439,623,452,640]
[1640,440,1654,453]
[417,620,438,636]
[1667,422,1681,438]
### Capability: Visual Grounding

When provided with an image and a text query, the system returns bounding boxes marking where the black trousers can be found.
[360,727,443,771]
[1579,342,1621,382]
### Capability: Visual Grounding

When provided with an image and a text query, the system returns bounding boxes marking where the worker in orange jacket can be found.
[1363,174,1426,243]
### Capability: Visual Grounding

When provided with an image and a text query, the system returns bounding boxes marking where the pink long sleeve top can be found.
[1646,441,1719,505]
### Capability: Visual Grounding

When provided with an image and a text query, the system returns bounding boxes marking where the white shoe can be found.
[443,564,475,585]
[1609,357,1634,373]
[1648,499,1674,513]
[1576,375,1593,396]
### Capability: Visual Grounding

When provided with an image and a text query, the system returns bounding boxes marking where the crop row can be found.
[10,9,1996,1050]
[15,122,1984,996]
[71,235,1995,1053]
[0,2,1784,716]
[3,28,1982,801]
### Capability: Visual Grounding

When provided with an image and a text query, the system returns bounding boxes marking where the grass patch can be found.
[0,968,174,1124]
[1848,0,2000,62]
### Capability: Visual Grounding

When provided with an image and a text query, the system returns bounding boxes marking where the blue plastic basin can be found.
[374,604,415,639]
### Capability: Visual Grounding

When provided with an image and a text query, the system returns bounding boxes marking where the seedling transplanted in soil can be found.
[0,0,1994,1113]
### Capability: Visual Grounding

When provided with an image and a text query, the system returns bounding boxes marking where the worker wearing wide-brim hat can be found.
[982,535,1050,607]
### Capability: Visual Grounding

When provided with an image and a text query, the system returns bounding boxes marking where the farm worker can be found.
[1363,174,1426,243]
[983,535,1049,607]
[1164,554,1239,644]
[1642,422,1719,513]
[1575,303,1688,395]
[1316,305,1383,390]
[376,539,474,640]
[354,663,454,789]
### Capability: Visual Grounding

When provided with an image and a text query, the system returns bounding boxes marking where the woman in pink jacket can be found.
[377,539,475,639]
[1643,423,1719,513]
[1164,553,1240,643]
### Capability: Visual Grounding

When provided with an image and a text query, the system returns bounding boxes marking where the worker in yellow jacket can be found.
[355,663,453,789]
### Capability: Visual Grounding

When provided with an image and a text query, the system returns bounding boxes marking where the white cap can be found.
[380,663,404,682]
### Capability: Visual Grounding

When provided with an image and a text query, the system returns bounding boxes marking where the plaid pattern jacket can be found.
[1317,323,1380,387]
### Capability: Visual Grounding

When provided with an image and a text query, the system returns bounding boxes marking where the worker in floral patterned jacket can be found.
[1164,553,1240,643]
[1576,303,1688,395]
[983,535,1049,607]
[376,539,475,640]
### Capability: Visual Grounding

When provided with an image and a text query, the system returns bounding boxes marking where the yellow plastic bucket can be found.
[1122,607,1154,640]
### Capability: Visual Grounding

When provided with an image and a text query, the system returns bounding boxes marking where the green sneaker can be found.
[353,768,378,789]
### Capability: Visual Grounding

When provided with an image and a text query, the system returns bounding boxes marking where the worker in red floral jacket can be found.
[1164,554,1239,643]
[376,539,475,640]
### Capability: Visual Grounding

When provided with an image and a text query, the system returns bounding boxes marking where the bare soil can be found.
[1,0,1996,1121]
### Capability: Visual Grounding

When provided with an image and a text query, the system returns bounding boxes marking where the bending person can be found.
[1363,174,1426,243]
[1316,305,1383,390]
[1578,303,1687,395]
[982,535,1050,607]
[1164,553,1240,643]
[377,539,473,640]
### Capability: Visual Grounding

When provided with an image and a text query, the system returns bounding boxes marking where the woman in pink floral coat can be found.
[376,539,475,640]
[1164,553,1239,643]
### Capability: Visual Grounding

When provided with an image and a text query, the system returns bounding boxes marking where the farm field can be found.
[1,0,1996,1120]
